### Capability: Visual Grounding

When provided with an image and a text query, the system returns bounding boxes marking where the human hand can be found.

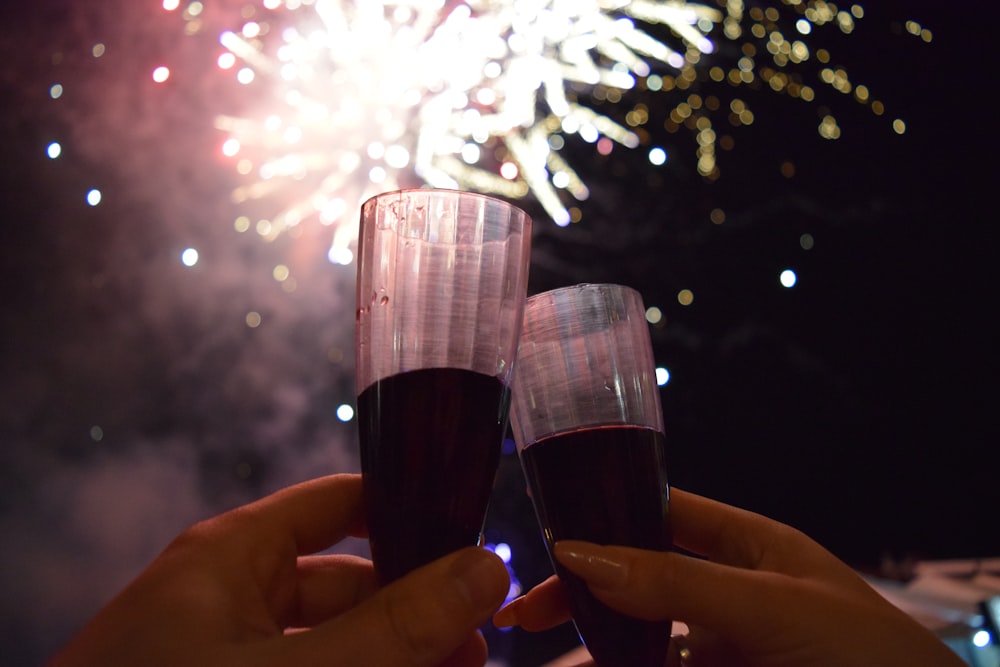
[49,474,509,667]
[494,488,964,667]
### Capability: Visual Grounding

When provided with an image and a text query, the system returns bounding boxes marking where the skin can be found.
[494,488,965,667]
[48,474,510,667]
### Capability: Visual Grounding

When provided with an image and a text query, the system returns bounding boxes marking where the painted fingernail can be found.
[554,541,629,589]
[449,548,508,609]
[492,596,523,628]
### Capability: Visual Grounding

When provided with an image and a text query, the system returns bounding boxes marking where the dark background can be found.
[1,1,995,665]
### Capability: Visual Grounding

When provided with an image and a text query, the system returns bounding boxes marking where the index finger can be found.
[231,473,367,555]
[493,574,573,632]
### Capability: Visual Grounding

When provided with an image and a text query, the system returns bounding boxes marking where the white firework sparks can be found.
[172,0,916,261]
[195,0,721,261]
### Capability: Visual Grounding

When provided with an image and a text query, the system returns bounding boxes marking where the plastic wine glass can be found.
[510,283,673,667]
[355,188,532,585]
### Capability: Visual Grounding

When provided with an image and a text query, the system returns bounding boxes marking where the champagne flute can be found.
[510,283,672,667]
[355,188,532,585]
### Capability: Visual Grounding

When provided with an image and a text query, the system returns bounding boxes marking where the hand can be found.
[494,488,964,667]
[49,474,510,667]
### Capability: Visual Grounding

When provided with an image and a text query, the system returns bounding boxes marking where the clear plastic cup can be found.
[510,283,672,667]
[355,188,532,585]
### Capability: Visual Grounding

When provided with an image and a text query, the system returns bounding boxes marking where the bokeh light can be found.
[151,66,170,83]
[493,542,512,564]
[648,147,668,166]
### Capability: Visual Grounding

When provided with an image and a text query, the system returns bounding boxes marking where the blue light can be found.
[485,540,521,629]
[494,542,512,564]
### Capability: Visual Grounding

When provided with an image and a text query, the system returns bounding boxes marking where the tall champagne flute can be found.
[510,283,672,667]
[355,188,532,586]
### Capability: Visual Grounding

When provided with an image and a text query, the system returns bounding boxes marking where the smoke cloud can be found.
[1,2,368,662]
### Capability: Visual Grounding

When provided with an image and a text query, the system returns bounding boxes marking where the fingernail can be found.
[449,547,508,609]
[554,541,629,589]
[492,597,523,628]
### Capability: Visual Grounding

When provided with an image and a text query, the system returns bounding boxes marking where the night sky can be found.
[1,1,996,666]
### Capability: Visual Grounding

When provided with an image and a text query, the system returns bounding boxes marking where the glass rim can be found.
[360,187,527,213]
[526,282,640,305]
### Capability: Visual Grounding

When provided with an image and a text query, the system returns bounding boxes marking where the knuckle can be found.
[383,591,437,662]
[164,520,215,553]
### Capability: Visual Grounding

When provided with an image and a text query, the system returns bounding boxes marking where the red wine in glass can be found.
[358,366,511,585]
[520,424,672,667]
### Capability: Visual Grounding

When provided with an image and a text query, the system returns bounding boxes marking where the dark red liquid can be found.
[521,425,672,667]
[357,367,510,585]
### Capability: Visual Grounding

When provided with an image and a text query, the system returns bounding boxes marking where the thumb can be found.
[275,547,510,667]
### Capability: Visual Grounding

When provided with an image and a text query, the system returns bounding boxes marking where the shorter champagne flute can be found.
[510,283,673,667]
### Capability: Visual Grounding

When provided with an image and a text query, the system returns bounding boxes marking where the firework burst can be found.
[166,0,929,259]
